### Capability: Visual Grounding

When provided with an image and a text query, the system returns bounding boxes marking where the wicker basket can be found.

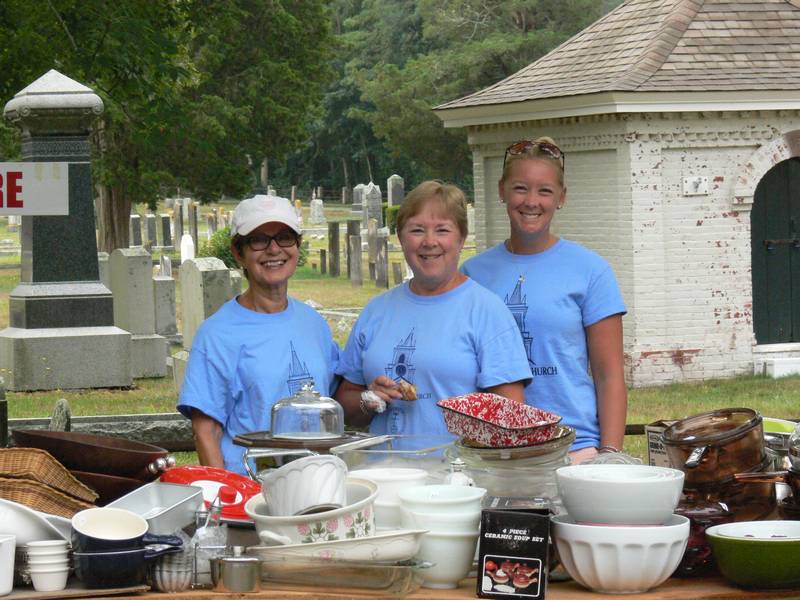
[0,448,98,503]
[0,477,94,519]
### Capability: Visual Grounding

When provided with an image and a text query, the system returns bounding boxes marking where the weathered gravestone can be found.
[309,195,326,225]
[160,214,173,249]
[154,256,177,341]
[351,183,365,221]
[0,70,131,390]
[327,222,340,278]
[387,174,404,206]
[110,248,167,378]
[172,258,241,392]
[129,214,142,247]
[145,214,157,250]
[364,182,383,228]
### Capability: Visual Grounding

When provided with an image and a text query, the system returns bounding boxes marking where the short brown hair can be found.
[500,136,565,187]
[396,180,468,239]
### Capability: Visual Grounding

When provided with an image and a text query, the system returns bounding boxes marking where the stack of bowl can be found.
[552,464,689,594]
[25,540,70,592]
[397,484,486,589]
[350,467,428,530]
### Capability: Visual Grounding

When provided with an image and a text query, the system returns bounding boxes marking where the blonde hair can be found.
[396,180,468,239]
[500,136,565,187]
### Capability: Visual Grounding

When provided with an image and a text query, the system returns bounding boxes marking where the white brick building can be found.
[435,0,800,386]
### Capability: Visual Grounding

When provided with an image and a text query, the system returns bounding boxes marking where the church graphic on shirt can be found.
[505,276,535,367]
[286,342,313,394]
[385,329,417,385]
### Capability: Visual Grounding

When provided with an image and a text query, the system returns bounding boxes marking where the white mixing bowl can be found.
[551,514,689,594]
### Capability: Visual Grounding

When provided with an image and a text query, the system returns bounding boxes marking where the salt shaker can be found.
[443,457,474,486]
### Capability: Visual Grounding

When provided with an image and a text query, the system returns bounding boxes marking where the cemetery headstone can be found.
[97,252,111,290]
[346,219,360,279]
[0,69,130,390]
[351,183,365,218]
[110,248,167,377]
[309,196,326,225]
[367,219,378,280]
[189,202,199,249]
[341,187,349,205]
[160,255,173,278]
[320,249,327,275]
[164,197,175,209]
[180,233,195,262]
[173,199,184,241]
[392,262,403,286]
[160,214,173,248]
[467,203,475,237]
[365,182,383,228]
[387,174,404,206]
[145,214,157,250]
[129,214,142,247]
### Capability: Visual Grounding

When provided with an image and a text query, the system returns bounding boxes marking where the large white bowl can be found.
[556,464,684,525]
[260,455,347,517]
[397,485,486,515]
[552,514,689,594]
[414,530,479,589]
[0,498,67,545]
[246,478,377,546]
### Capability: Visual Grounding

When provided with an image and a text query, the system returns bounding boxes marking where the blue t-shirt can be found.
[177,297,340,475]
[336,279,532,437]
[462,239,626,450]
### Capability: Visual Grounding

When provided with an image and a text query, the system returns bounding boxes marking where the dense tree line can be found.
[0,0,621,250]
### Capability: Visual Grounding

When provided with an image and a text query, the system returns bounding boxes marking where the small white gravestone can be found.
[387,174,404,206]
[309,196,326,225]
[180,233,195,262]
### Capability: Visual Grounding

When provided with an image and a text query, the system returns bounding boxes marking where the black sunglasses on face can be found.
[244,230,298,251]
[503,140,565,171]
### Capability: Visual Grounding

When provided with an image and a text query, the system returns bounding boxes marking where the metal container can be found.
[107,481,203,535]
[210,552,261,593]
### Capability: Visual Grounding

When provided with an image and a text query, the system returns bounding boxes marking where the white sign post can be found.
[0,162,69,215]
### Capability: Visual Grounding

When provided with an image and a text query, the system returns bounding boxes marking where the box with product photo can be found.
[477,508,550,599]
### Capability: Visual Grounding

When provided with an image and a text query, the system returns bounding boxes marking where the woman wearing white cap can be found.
[178,194,339,475]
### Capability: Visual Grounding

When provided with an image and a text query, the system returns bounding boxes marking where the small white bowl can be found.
[397,485,486,515]
[350,468,429,505]
[29,567,69,592]
[556,464,683,525]
[552,514,689,594]
[399,507,480,534]
[260,455,347,517]
[414,530,479,589]
[25,548,70,558]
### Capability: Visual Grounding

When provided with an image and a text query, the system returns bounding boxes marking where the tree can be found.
[0,0,334,251]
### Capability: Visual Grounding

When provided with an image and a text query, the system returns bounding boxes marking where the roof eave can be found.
[434,90,800,128]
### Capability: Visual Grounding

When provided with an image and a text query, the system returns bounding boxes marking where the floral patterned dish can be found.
[246,529,428,563]
[245,477,377,546]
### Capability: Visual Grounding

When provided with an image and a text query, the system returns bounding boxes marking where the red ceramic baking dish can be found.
[437,393,561,448]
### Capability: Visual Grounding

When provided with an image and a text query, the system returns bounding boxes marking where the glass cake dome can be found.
[270,381,344,440]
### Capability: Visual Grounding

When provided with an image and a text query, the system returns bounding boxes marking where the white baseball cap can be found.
[231,194,300,237]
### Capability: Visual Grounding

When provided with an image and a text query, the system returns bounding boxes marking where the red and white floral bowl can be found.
[438,393,561,448]
[245,478,377,546]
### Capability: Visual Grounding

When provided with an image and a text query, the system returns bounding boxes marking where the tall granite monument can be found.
[0,70,131,390]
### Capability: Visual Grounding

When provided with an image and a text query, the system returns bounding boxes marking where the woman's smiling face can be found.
[399,201,465,295]
[500,157,565,251]
[233,221,299,289]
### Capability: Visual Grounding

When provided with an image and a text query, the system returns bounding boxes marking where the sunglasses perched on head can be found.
[503,140,565,170]
[244,230,298,251]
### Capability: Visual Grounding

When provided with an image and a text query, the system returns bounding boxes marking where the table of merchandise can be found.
[89,577,799,600]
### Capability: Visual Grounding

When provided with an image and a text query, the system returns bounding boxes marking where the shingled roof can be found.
[437,0,800,111]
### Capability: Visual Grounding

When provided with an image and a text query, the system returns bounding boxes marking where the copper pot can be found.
[662,408,765,486]
[734,468,800,498]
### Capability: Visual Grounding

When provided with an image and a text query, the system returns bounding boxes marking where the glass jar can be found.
[270,381,344,439]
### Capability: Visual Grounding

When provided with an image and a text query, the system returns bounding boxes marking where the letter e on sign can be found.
[0,162,68,215]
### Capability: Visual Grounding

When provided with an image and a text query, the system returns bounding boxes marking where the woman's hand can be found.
[367,375,405,402]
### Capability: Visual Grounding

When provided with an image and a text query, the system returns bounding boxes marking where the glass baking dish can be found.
[330,435,454,480]
[256,557,430,597]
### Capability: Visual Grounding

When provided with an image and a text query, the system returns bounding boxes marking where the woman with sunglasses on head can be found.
[462,138,627,463]
[335,180,531,438]
[178,194,339,475]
